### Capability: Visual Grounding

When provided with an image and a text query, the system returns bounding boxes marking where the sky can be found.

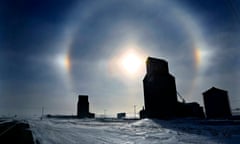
[0,0,240,116]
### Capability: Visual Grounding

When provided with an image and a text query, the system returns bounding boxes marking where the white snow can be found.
[27,118,240,144]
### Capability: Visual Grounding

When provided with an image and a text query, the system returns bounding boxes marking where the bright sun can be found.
[121,52,141,74]
[109,45,147,79]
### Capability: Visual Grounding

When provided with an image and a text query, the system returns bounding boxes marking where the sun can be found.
[108,45,147,79]
[121,51,141,74]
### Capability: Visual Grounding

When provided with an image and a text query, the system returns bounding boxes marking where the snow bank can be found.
[28,118,240,144]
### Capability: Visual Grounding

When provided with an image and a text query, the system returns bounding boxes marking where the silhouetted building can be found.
[141,57,204,119]
[117,113,126,119]
[176,102,205,118]
[143,57,178,118]
[203,87,232,119]
[139,107,147,119]
[77,95,95,118]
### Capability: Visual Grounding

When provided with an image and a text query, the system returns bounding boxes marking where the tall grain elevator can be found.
[77,95,95,118]
[143,57,178,118]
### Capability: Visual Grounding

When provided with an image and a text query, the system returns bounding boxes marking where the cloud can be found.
[1,0,239,115]
[69,0,193,61]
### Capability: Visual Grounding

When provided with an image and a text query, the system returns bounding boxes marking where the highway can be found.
[0,119,34,144]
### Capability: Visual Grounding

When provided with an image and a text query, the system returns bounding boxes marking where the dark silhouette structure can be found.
[203,87,232,119]
[117,113,126,119]
[139,107,147,119]
[141,57,204,119]
[176,102,204,118]
[143,57,178,118]
[77,95,95,118]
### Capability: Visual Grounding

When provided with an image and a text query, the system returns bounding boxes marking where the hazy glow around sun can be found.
[105,43,147,116]
[108,44,147,80]
[120,50,142,74]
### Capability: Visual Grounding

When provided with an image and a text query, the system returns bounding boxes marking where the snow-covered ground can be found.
[28,118,240,144]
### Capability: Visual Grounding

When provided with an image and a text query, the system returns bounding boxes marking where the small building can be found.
[203,87,232,119]
[77,95,95,118]
[176,102,205,118]
[139,107,147,119]
[117,113,126,119]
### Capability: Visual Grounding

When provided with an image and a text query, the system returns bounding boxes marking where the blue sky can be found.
[0,0,239,116]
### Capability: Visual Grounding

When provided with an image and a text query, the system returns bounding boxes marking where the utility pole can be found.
[134,105,136,119]
[104,109,106,119]
[41,107,44,120]
[73,94,75,116]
